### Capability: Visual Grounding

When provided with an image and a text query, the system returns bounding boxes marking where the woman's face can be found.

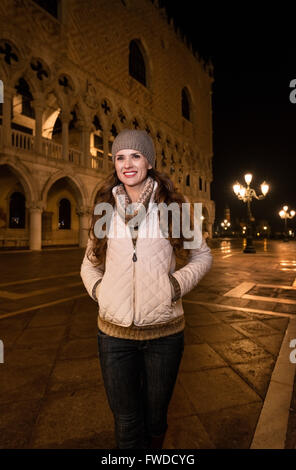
[114,148,152,189]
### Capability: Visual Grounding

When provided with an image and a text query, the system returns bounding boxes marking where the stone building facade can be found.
[0,0,215,250]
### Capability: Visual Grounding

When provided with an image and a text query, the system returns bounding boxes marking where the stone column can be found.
[33,99,45,154]
[2,86,14,147]
[78,120,91,168]
[28,203,43,250]
[103,129,110,173]
[77,207,90,248]
[61,111,71,161]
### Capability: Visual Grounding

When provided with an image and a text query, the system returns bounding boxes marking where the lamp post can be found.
[279,205,295,242]
[221,219,231,236]
[233,173,269,253]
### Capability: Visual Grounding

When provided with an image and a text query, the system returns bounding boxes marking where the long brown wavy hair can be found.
[87,168,195,268]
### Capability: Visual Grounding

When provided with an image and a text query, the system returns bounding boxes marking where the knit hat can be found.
[111,128,156,168]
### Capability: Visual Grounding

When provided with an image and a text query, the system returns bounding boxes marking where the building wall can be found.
[0,0,215,249]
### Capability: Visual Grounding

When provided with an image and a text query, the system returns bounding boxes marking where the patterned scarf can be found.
[115,176,155,238]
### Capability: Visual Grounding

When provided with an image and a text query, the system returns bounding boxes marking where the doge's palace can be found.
[0,0,215,250]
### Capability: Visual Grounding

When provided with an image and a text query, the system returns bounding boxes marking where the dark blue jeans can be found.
[97,328,184,449]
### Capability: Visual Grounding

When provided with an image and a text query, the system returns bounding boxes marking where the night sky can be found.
[160,1,296,232]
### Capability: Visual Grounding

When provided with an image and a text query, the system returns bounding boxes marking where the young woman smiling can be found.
[80,128,212,449]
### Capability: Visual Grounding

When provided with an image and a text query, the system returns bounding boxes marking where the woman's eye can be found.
[133,154,140,158]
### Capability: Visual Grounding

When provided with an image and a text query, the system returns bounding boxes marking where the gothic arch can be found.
[129,38,152,88]
[41,170,87,209]
[0,155,37,205]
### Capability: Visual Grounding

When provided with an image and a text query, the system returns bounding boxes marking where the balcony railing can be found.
[12,129,34,151]
[0,125,112,172]
[0,127,83,166]
[42,136,62,159]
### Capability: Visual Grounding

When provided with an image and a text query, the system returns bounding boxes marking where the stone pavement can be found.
[0,239,295,449]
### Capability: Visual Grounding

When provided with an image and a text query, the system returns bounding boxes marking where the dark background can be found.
[160,1,296,233]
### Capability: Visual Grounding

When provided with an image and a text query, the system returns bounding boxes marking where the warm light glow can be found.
[279,210,285,218]
[244,173,252,185]
[283,205,288,212]
[257,232,260,236]
[201,215,205,220]
[263,226,267,230]
[243,226,247,230]
[260,181,269,196]
[233,182,241,195]
[239,187,246,198]
[290,210,295,217]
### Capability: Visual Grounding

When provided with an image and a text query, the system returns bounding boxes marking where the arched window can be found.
[52,116,62,136]
[9,192,26,228]
[58,198,71,229]
[129,40,146,86]
[15,78,35,119]
[182,88,190,121]
[186,175,190,186]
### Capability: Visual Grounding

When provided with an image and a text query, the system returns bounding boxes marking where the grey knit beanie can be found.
[111,128,155,168]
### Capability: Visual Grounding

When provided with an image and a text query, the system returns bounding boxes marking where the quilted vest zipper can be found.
[132,235,137,316]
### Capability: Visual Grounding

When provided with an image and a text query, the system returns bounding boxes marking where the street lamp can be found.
[233,173,269,253]
[221,219,231,234]
[279,205,295,242]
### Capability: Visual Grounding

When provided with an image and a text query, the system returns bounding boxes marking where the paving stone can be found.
[164,415,215,449]
[58,337,98,360]
[232,357,276,398]
[179,368,261,414]
[47,357,103,393]
[0,363,51,404]
[260,318,289,332]
[0,312,34,330]
[29,387,114,448]
[183,327,204,345]
[0,399,41,448]
[28,306,71,328]
[198,402,263,449]
[273,303,296,314]
[219,297,252,308]
[190,323,244,344]
[244,299,278,311]
[14,325,66,350]
[211,338,272,364]
[184,311,221,326]
[0,329,24,348]
[180,344,226,372]
[168,377,197,418]
[255,334,285,356]
[229,320,279,338]
[248,312,282,321]
[3,346,56,368]
[212,310,252,322]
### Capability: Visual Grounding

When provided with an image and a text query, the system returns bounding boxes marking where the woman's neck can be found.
[124,179,147,202]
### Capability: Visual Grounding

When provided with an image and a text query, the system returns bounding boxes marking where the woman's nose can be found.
[123,159,133,168]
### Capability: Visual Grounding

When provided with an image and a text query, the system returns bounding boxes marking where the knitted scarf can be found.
[115,176,154,238]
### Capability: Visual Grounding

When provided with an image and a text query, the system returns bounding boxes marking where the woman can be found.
[80,128,212,449]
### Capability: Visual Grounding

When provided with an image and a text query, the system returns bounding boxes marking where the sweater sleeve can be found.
[80,238,105,301]
[171,237,213,298]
